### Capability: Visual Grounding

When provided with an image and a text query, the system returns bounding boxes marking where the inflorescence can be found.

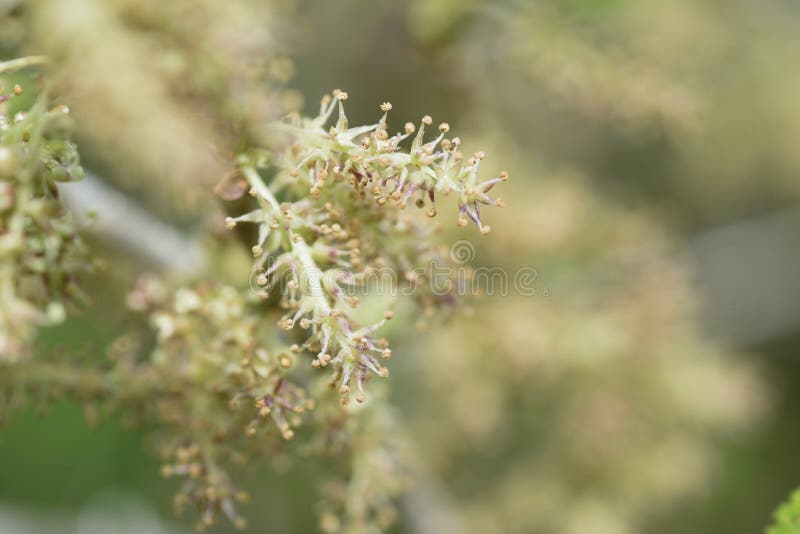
[0,62,88,361]
[0,80,505,530]
[223,90,506,405]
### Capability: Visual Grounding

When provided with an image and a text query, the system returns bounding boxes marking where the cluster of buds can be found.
[126,276,426,530]
[0,62,88,361]
[126,278,317,527]
[274,90,505,232]
[161,444,250,531]
[221,91,506,403]
[131,278,314,441]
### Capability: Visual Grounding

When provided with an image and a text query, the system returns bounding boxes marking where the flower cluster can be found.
[6,0,300,217]
[223,91,506,404]
[0,71,505,528]
[0,58,88,361]
[126,278,315,529]
[124,276,415,531]
[315,402,409,534]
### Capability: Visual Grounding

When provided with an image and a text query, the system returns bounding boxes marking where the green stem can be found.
[1,359,161,401]
[242,166,280,212]
[0,56,47,75]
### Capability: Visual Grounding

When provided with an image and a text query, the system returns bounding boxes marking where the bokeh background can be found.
[2,0,800,532]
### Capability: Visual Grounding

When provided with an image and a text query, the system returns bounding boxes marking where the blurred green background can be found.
[3,0,800,532]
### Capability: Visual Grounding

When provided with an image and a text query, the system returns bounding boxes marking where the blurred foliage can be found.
[0,60,89,362]
[769,487,800,534]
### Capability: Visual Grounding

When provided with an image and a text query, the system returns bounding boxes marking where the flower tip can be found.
[438,122,450,133]
[380,102,392,112]
[480,225,491,235]
[421,115,433,125]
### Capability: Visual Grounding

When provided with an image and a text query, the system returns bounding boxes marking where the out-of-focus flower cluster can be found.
[0,58,87,361]
[312,399,410,534]
[412,0,698,129]
[403,177,769,534]
[411,0,800,226]
[2,0,299,217]
[223,92,505,403]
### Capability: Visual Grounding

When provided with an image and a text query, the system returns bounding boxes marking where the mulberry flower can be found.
[0,65,88,361]
[221,91,506,403]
